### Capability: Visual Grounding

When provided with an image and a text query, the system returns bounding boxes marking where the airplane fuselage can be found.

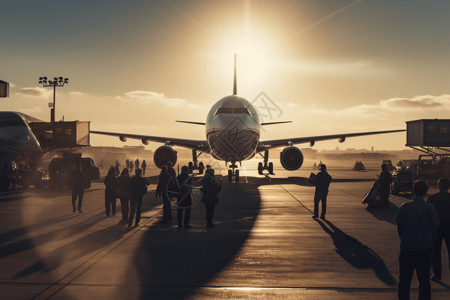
[205,95,261,163]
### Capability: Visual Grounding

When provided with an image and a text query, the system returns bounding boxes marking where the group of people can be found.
[114,158,147,176]
[156,162,222,228]
[396,178,450,300]
[104,166,149,227]
[312,162,450,300]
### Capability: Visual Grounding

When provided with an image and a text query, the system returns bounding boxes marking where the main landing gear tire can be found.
[268,162,274,175]
[228,170,233,182]
[258,162,263,175]
[235,170,240,182]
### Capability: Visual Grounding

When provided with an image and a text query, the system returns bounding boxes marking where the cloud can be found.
[16,87,51,98]
[70,91,86,96]
[380,94,450,110]
[116,90,187,107]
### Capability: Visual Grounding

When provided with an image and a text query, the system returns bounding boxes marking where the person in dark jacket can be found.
[141,160,147,176]
[116,168,131,224]
[201,169,221,227]
[176,166,192,228]
[71,163,87,213]
[135,158,140,170]
[427,177,450,281]
[156,166,172,223]
[104,168,117,216]
[396,180,439,300]
[128,168,149,227]
[379,164,393,207]
[313,164,332,219]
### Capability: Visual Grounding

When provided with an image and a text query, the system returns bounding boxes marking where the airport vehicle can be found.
[91,57,405,181]
[49,154,100,188]
[0,111,94,190]
[391,168,413,195]
[353,161,365,171]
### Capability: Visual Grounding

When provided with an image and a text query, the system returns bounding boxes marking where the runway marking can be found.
[278,184,314,215]
[31,207,161,300]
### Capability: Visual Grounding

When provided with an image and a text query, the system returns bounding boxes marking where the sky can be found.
[1,0,450,151]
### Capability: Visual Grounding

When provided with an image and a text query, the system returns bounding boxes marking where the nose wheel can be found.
[188,150,205,174]
[227,164,240,182]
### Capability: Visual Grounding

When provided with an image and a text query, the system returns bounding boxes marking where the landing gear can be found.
[258,150,275,175]
[188,149,205,174]
[228,163,240,182]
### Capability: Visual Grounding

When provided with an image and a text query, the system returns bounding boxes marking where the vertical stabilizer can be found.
[233,54,237,96]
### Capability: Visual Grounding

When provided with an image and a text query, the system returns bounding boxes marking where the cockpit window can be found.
[0,117,26,127]
[214,107,252,116]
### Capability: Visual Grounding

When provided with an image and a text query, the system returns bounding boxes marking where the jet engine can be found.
[153,145,178,168]
[280,146,304,170]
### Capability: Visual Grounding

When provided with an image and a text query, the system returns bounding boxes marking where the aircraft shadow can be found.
[127,178,261,300]
[315,218,396,286]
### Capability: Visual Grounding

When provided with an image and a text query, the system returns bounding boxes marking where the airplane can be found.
[91,56,405,181]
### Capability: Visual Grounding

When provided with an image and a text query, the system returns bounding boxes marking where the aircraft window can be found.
[214,107,251,116]
[0,118,26,127]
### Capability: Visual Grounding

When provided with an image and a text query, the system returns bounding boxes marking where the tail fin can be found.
[233,54,237,96]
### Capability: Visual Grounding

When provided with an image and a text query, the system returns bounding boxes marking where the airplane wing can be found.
[90,130,209,151]
[257,129,405,151]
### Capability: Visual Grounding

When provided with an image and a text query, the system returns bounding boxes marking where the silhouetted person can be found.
[313,164,332,219]
[156,165,172,223]
[201,169,221,227]
[395,180,439,300]
[71,163,86,213]
[135,158,140,170]
[141,160,147,176]
[379,164,393,207]
[176,166,192,228]
[128,168,148,227]
[427,177,450,281]
[114,160,120,176]
[117,168,131,224]
[104,168,117,217]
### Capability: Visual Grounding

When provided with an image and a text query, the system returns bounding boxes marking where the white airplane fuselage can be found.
[205,95,261,163]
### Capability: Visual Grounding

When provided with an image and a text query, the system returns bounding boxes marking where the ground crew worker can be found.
[156,166,172,223]
[427,177,450,281]
[201,169,221,227]
[71,162,86,213]
[135,158,139,170]
[141,160,147,176]
[177,166,192,228]
[128,168,148,227]
[313,164,332,219]
[104,168,117,216]
[395,181,439,300]
[379,164,393,207]
[116,168,131,224]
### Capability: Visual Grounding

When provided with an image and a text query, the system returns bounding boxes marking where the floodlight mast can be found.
[38,76,69,123]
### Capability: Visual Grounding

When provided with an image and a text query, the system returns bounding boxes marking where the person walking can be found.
[313,164,332,219]
[135,158,140,170]
[116,168,131,224]
[156,166,172,223]
[176,166,192,228]
[104,168,117,217]
[128,169,148,227]
[379,164,393,207]
[71,162,86,213]
[427,177,450,281]
[201,169,221,227]
[141,160,147,176]
[395,180,439,300]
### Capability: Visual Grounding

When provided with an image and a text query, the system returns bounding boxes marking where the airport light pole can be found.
[38,76,69,123]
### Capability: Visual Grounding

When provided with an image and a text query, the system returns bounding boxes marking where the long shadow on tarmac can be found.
[315,218,396,286]
[129,178,261,300]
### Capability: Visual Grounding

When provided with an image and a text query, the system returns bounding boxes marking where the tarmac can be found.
[1,161,449,299]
